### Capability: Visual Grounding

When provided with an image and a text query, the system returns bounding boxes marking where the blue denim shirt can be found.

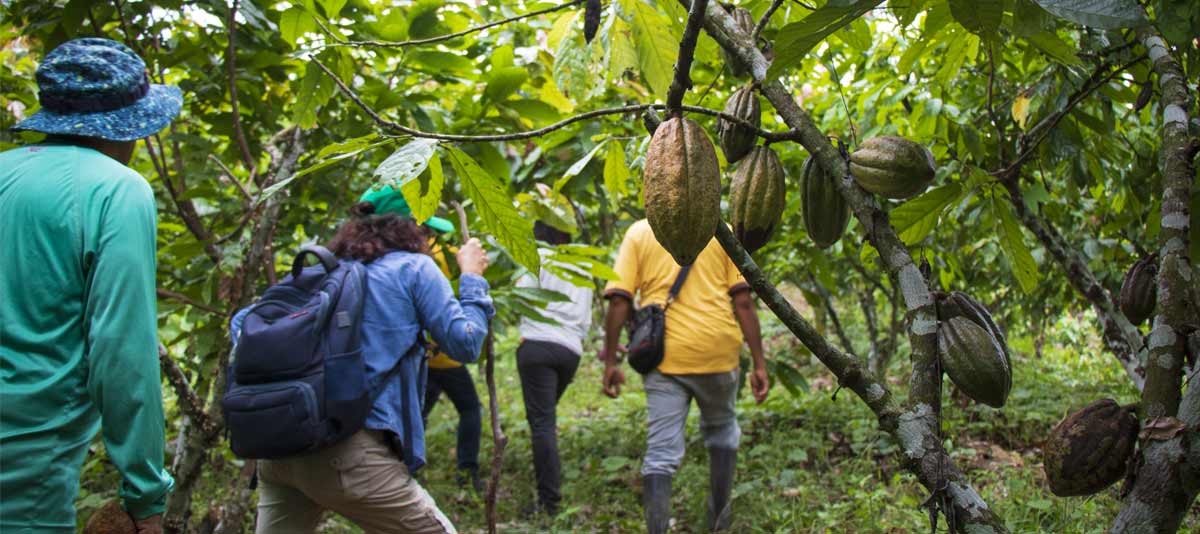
[232,250,492,471]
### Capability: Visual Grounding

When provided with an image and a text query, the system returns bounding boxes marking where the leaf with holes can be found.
[445,147,539,274]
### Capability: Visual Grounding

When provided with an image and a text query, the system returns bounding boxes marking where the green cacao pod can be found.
[936,291,1012,394]
[1119,255,1158,325]
[801,156,850,249]
[724,8,755,78]
[1043,399,1138,497]
[717,87,761,164]
[848,136,936,199]
[644,117,721,265]
[938,317,1011,408]
[730,146,786,253]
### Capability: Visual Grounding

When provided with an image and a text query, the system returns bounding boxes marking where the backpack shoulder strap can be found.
[663,264,692,310]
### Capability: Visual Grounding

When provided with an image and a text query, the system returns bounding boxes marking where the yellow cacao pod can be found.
[644,117,721,265]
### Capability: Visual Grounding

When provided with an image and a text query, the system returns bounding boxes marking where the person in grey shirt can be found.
[515,220,593,516]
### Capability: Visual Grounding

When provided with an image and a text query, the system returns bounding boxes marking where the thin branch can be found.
[665,0,709,114]
[318,1,586,49]
[224,0,258,182]
[313,55,802,143]
[158,343,218,438]
[752,0,785,42]
[158,288,223,315]
[208,154,254,202]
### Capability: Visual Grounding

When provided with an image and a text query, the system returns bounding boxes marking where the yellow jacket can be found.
[427,239,464,369]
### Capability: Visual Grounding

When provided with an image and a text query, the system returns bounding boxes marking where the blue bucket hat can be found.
[12,38,182,142]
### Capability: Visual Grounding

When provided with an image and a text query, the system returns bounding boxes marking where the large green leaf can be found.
[373,138,440,188]
[949,0,1003,35]
[767,1,881,80]
[401,152,444,224]
[483,67,529,104]
[445,147,539,274]
[621,0,677,98]
[279,7,316,48]
[1025,30,1084,65]
[890,183,964,245]
[603,141,629,200]
[1031,0,1148,29]
[991,193,1039,293]
[293,60,336,128]
[554,141,607,192]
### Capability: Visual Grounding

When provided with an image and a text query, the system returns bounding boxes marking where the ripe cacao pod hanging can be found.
[937,317,1011,408]
[848,136,936,199]
[936,291,1012,392]
[644,117,721,265]
[801,156,850,249]
[1119,255,1158,326]
[724,8,755,78]
[730,146,786,253]
[1043,399,1138,497]
[718,87,761,164]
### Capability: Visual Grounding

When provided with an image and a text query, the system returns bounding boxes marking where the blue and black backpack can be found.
[222,245,399,459]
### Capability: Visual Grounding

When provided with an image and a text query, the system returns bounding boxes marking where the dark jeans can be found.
[422,365,482,471]
[516,340,581,511]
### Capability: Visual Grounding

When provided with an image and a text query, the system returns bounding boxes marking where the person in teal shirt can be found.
[0,38,182,534]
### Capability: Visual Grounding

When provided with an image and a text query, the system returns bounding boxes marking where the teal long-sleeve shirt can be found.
[0,144,174,532]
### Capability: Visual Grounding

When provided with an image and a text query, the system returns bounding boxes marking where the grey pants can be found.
[641,370,741,476]
[255,430,456,534]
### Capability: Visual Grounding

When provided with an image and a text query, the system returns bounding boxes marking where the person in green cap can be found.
[1,38,180,534]
[241,185,492,534]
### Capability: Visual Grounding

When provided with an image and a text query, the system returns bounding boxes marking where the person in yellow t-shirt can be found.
[599,219,769,534]
[421,228,484,493]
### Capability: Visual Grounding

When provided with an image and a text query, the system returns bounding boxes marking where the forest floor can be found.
[77,310,1200,533]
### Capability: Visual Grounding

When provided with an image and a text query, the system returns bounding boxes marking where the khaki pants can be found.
[255,430,456,534]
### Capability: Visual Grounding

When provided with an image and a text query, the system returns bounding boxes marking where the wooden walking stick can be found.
[450,201,506,534]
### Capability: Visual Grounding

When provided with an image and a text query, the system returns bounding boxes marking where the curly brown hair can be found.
[328,202,430,262]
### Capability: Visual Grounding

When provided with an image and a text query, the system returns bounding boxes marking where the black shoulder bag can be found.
[626,265,691,374]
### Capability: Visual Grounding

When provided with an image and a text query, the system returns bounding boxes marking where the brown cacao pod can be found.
[848,136,936,199]
[801,156,849,249]
[644,117,721,265]
[724,8,755,78]
[84,500,136,534]
[938,317,1011,408]
[1119,255,1157,325]
[730,146,786,253]
[1043,399,1138,497]
[936,291,1012,394]
[717,87,761,164]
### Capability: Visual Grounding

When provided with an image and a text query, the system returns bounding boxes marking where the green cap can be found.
[358,185,455,234]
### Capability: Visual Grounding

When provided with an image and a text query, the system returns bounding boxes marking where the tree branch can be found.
[752,0,785,43]
[157,288,223,315]
[313,55,802,143]
[317,1,586,49]
[158,343,218,438]
[224,0,257,181]
[665,0,708,114]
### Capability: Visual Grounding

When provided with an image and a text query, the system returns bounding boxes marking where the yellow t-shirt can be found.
[427,239,464,370]
[604,219,748,374]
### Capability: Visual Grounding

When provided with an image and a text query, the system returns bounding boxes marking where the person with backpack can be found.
[515,219,594,517]
[598,219,770,534]
[230,185,493,534]
[422,226,485,494]
[0,38,181,534]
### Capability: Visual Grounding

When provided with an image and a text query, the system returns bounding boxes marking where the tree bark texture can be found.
[1111,30,1198,534]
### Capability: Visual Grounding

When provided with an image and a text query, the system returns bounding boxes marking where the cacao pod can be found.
[717,87,761,164]
[724,8,755,78]
[644,117,721,265]
[801,156,850,249]
[84,500,135,534]
[936,291,1012,394]
[1043,399,1138,497]
[849,136,936,199]
[730,146,786,253]
[938,317,1011,408]
[1119,255,1158,325]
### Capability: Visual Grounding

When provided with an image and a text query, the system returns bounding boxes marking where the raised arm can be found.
[414,238,493,363]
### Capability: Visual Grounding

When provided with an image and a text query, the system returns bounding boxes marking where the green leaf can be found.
[502,99,562,124]
[373,138,440,188]
[320,0,347,17]
[603,141,629,200]
[445,147,539,274]
[260,139,393,201]
[949,0,1003,35]
[553,18,593,100]
[992,193,1039,293]
[1031,0,1148,29]
[293,60,336,129]
[622,0,678,98]
[279,8,316,48]
[1025,31,1084,65]
[409,51,473,73]
[1010,0,1055,36]
[483,67,529,104]
[315,133,382,160]
[604,15,638,82]
[554,141,607,192]
[767,1,880,79]
[889,183,964,245]
[401,152,444,224]
[513,287,573,303]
